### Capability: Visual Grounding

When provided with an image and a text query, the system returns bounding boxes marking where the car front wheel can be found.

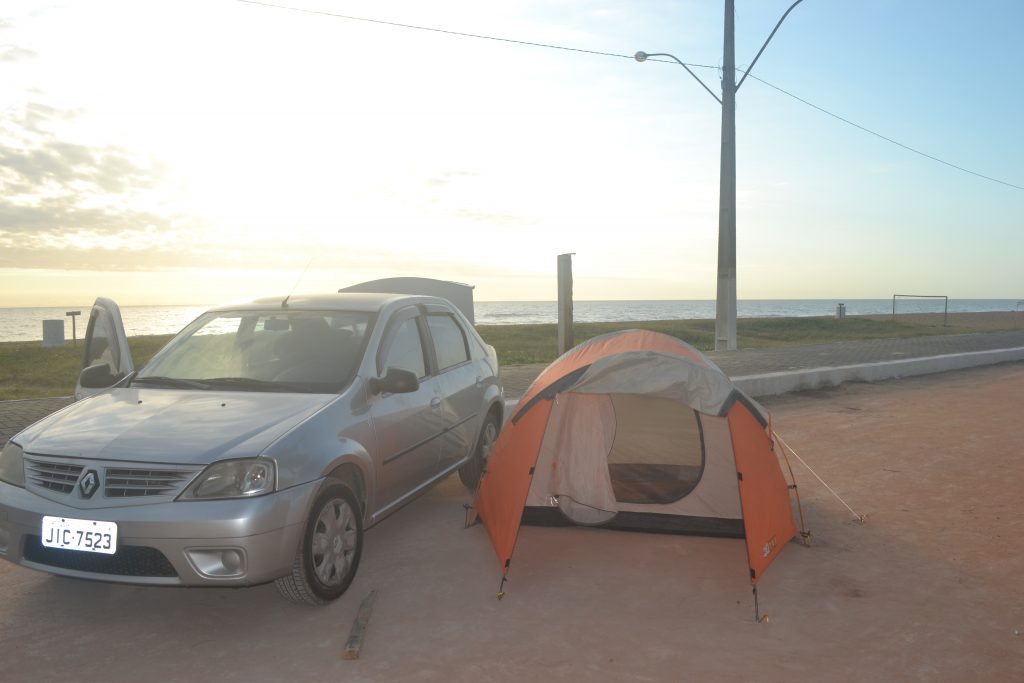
[275,483,363,605]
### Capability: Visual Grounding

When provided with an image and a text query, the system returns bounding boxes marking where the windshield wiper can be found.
[132,376,211,390]
[200,376,334,393]
[199,377,295,392]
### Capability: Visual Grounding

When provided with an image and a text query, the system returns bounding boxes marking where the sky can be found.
[1,0,1022,306]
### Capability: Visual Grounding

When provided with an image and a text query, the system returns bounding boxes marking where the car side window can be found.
[383,317,427,379]
[427,313,469,371]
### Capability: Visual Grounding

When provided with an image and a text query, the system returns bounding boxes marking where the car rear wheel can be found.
[458,411,499,489]
[275,483,363,605]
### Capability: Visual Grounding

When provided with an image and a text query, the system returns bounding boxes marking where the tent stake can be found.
[463,503,480,528]
[753,586,770,624]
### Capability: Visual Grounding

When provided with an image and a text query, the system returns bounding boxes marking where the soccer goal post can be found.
[892,294,949,326]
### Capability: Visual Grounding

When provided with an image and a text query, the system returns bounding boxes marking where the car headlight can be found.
[178,459,275,500]
[0,441,25,487]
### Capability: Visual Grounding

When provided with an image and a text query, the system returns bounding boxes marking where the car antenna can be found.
[282,256,315,308]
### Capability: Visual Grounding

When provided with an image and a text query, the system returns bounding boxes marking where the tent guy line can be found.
[774,432,867,523]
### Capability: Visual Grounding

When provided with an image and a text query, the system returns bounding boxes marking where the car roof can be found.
[206,292,442,314]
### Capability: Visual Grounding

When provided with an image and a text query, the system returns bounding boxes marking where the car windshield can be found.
[134,309,373,393]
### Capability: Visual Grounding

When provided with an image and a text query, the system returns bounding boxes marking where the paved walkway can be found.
[0,396,73,445]
[4,329,1024,444]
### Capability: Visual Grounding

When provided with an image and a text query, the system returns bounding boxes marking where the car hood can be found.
[15,388,336,465]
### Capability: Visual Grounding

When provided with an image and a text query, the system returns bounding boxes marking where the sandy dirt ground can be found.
[1,363,1022,682]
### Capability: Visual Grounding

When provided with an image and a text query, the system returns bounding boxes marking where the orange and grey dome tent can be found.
[474,330,803,613]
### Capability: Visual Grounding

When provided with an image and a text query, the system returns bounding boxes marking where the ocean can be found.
[1,299,1021,343]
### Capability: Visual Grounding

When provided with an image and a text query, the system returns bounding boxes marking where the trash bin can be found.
[835,303,846,320]
[42,319,65,347]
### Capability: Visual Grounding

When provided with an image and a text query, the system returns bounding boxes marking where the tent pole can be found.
[773,431,812,545]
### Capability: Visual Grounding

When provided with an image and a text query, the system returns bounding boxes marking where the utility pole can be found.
[716,0,738,351]
[636,0,804,352]
[557,253,575,354]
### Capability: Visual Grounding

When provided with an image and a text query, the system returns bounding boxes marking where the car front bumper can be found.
[0,478,321,586]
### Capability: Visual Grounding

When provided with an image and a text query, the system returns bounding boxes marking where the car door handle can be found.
[430,397,442,410]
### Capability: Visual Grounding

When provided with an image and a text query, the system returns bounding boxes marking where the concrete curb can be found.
[732,346,1024,398]
[502,346,1024,411]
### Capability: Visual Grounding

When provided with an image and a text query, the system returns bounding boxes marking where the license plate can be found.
[41,516,118,555]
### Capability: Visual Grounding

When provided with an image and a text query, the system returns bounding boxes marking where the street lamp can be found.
[634,51,722,104]
[636,0,804,351]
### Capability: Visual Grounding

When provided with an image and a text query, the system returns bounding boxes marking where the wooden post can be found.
[65,311,82,345]
[343,589,378,660]
[557,253,574,354]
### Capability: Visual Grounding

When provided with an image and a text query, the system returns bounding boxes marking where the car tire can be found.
[275,483,363,606]
[458,410,499,490]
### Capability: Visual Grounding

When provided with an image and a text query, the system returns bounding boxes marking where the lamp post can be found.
[636,0,804,351]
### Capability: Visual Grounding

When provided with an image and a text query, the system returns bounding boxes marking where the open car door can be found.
[74,297,135,400]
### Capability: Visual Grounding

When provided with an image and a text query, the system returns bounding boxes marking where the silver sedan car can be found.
[0,290,503,605]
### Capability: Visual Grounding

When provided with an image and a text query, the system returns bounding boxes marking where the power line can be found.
[235,0,640,62]
[743,73,1024,191]
[236,0,1022,192]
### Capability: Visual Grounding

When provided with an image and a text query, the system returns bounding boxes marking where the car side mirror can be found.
[369,367,420,395]
[79,362,120,389]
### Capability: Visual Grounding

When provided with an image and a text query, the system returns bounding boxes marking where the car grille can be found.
[105,468,197,497]
[23,455,202,501]
[24,458,84,494]
[23,535,178,577]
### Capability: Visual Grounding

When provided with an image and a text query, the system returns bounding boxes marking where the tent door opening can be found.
[545,393,706,525]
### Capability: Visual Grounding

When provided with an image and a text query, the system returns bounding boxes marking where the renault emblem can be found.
[79,470,100,499]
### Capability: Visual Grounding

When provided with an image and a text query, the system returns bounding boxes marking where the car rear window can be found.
[427,313,469,370]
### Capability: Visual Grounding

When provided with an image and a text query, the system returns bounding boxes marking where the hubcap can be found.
[311,497,357,587]
[480,420,497,460]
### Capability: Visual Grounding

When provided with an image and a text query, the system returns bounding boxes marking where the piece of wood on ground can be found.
[343,589,378,660]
